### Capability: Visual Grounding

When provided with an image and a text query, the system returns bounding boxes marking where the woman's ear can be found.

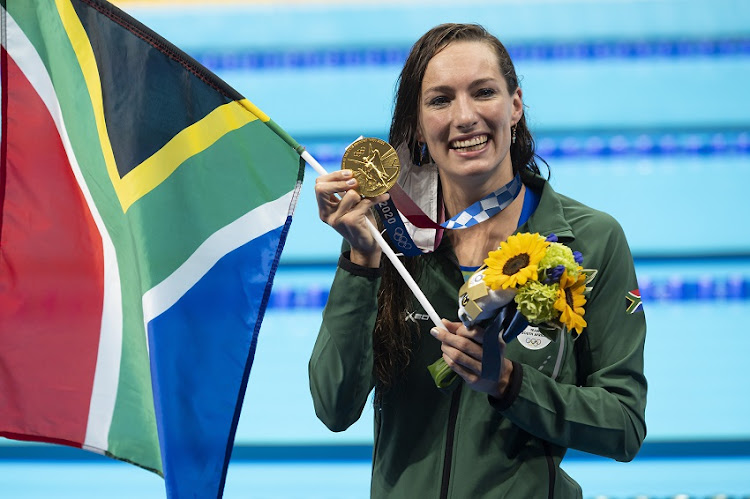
[511,87,523,124]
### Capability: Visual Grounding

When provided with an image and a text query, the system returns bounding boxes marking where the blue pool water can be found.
[3,458,750,498]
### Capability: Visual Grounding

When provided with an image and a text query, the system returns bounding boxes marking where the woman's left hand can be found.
[431,319,513,398]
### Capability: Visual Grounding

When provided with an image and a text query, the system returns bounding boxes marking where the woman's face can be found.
[417,41,523,189]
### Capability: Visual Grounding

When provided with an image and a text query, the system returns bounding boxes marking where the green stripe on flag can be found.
[126,118,303,290]
[9,0,161,473]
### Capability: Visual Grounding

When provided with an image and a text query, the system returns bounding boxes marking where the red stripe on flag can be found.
[1,35,8,237]
[0,50,105,447]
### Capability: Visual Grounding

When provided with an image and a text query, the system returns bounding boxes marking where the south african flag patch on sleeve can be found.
[626,289,644,314]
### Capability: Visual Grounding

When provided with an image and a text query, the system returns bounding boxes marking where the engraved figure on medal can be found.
[341,137,400,197]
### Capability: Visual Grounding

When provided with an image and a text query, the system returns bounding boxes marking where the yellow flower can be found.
[483,233,548,290]
[554,269,588,335]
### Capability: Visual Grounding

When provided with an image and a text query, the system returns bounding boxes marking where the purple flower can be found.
[544,265,565,284]
[573,251,583,265]
[545,233,558,242]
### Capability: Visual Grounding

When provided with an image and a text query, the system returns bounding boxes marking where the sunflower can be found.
[554,269,588,335]
[483,233,549,290]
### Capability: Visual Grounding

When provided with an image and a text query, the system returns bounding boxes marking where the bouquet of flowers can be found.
[428,232,596,388]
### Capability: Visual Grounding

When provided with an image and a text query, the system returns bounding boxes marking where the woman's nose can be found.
[453,95,479,131]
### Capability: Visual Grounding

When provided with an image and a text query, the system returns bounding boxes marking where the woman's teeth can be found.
[451,135,488,151]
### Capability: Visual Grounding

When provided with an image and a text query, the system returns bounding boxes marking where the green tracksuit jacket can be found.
[309,175,647,498]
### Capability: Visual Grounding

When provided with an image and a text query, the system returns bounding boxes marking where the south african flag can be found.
[626,289,643,314]
[0,1,304,497]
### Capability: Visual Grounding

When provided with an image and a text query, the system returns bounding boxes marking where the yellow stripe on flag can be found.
[56,0,269,213]
[56,0,122,208]
[119,100,260,211]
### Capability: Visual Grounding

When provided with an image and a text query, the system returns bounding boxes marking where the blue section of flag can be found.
[147,224,287,498]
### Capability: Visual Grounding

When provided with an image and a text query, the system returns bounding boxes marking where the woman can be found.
[310,23,647,498]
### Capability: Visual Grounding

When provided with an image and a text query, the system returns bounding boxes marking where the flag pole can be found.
[301,150,444,330]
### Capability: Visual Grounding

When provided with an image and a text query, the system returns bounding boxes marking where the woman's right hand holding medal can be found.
[315,169,389,268]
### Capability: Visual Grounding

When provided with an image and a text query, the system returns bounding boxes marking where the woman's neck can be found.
[441,169,516,219]
[447,184,526,268]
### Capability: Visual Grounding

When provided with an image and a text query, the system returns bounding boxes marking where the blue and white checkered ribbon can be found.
[376,173,524,255]
[441,174,522,229]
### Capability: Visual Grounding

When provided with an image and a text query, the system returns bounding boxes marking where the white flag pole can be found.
[301,150,444,330]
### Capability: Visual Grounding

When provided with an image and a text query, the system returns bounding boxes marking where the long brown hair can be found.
[373,23,544,392]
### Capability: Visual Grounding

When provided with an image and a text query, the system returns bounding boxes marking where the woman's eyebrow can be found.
[422,84,454,95]
[423,77,499,95]
[468,77,499,88]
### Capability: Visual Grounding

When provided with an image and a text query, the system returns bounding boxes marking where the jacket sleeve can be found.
[493,216,647,461]
[308,252,380,432]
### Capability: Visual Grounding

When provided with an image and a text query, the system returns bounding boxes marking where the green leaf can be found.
[427,358,459,389]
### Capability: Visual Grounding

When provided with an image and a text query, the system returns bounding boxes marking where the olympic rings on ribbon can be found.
[392,227,413,250]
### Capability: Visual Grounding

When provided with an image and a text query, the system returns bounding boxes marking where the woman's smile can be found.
[450,134,489,152]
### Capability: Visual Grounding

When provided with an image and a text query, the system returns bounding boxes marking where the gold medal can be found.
[341,137,400,197]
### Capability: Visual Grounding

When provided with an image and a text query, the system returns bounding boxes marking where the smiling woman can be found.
[417,42,523,200]
[309,23,647,498]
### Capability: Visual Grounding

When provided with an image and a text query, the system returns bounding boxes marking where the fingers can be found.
[431,321,483,375]
[315,169,357,209]
[314,169,390,259]
[332,190,389,227]
[314,170,390,223]
[440,318,485,344]
[433,319,511,396]
[444,357,479,384]
[335,188,365,218]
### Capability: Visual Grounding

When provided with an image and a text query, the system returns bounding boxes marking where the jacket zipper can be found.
[439,384,462,499]
[439,243,466,499]
[543,441,556,499]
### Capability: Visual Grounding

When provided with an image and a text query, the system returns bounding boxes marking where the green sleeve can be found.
[308,254,380,432]
[496,216,647,461]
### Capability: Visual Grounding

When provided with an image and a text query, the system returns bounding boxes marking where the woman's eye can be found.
[477,88,496,98]
[428,96,449,106]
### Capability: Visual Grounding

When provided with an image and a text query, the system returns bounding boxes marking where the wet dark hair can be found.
[374,23,546,393]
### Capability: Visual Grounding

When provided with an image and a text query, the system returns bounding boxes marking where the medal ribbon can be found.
[375,173,523,255]
[374,198,424,256]
[441,173,522,229]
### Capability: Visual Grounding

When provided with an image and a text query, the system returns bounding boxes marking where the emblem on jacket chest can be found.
[517,326,552,350]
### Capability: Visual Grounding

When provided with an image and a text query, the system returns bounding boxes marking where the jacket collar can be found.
[521,173,575,243]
